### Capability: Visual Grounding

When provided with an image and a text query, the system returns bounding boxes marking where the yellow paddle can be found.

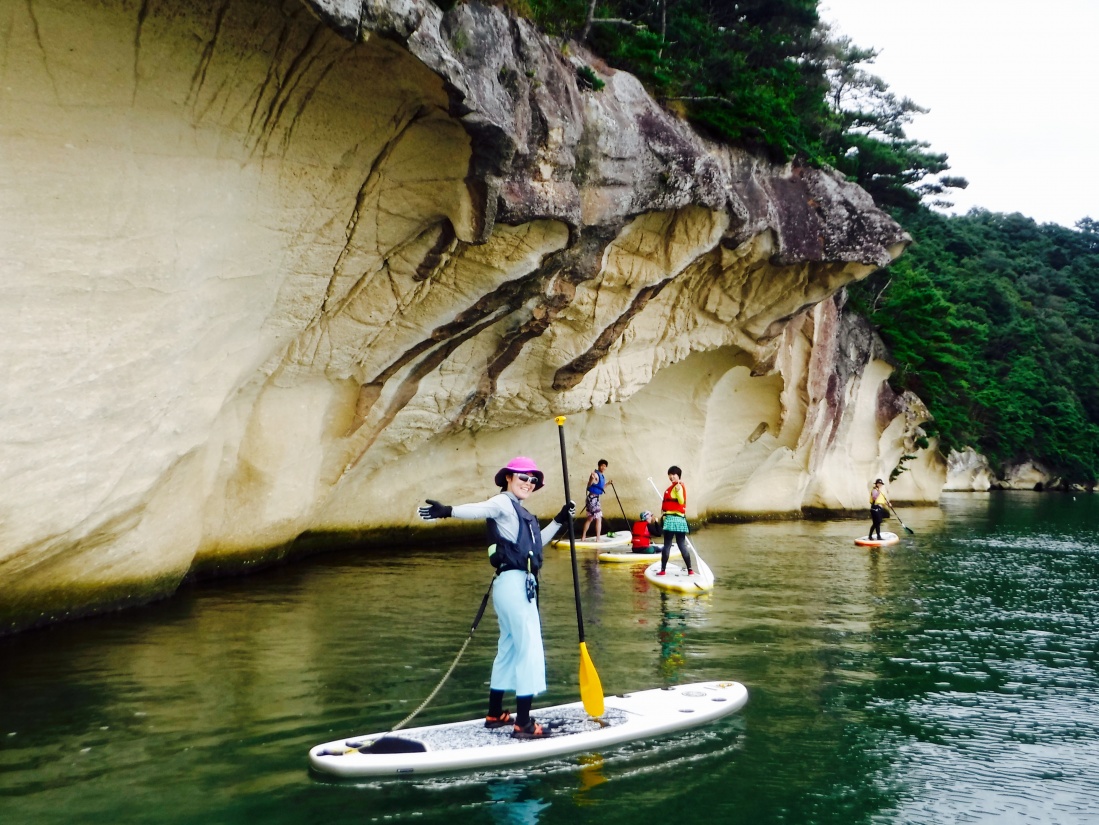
[555,415,605,717]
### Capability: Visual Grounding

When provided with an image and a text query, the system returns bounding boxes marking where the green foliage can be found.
[577,64,605,91]
[850,208,1099,483]
[516,0,832,160]
[428,2,954,209]
[818,31,965,211]
[523,0,589,35]
[432,1,1092,481]
[889,454,918,483]
[508,2,958,207]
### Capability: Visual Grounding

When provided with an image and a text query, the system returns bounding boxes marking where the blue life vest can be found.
[587,471,606,496]
[487,497,543,574]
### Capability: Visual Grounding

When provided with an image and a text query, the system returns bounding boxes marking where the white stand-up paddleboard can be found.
[552,531,631,550]
[854,532,900,547]
[598,549,661,564]
[310,681,747,778]
[643,558,715,594]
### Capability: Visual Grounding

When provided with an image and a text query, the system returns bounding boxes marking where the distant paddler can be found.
[630,511,660,554]
[657,466,694,576]
[579,459,611,542]
[868,478,891,541]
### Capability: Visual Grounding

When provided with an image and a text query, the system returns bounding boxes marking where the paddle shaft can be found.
[557,421,586,643]
[647,476,662,500]
[608,480,631,532]
[888,502,915,534]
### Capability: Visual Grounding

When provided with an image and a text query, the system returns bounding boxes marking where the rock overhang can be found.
[0,0,932,636]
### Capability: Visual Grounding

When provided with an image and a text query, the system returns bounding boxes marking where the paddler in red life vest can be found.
[418,456,575,740]
[869,478,891,541]
[658,466,694,576]
[631,510,660,554]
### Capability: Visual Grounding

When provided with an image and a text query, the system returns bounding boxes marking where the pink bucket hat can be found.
[494,456,545,490]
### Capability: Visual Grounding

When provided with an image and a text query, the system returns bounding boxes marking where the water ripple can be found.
[3,493,1099,823]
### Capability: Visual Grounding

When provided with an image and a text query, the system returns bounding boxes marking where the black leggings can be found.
[661,532,693,571]
[489,690,535,726]
[870,505,886,539]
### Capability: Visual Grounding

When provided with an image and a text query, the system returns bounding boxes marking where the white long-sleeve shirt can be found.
[451,492,560,546]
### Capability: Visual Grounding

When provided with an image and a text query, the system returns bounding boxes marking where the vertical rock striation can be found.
[0,0,928,633]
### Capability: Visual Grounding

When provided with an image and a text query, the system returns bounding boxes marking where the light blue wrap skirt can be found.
[490,570,547,697]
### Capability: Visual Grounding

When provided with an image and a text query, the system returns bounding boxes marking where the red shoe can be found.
[511,719,547,739]
[656,569,666,576]
[484,711,512,729]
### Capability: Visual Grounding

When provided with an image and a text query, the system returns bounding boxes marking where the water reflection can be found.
[861,493,1099,823]
[2,493,1098,824]
[656,592,711,684]
[657,593,689,682]
[573,753,608,798]
[486,778,552,824]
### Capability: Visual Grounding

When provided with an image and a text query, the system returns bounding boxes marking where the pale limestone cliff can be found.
[997,461,1060,491]
[946,450,1079,492]
[945,448,995,492]
[0,0,929,632]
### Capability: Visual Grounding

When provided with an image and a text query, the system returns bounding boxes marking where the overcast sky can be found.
[821,0,1097,228]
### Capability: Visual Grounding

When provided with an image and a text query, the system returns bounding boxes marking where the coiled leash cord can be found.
[389,574,496,733]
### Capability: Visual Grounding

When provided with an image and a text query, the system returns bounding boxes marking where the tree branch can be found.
[580,0,597,40]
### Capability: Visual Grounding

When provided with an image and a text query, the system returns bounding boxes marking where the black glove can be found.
[554,500,576,525]
[418,499,452,520]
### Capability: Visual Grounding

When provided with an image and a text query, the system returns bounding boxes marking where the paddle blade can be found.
[578,642,605,717]
[904,524,915,535]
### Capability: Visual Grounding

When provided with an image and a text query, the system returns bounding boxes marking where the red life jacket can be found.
[662,482,686,515]
[631,520,651,549]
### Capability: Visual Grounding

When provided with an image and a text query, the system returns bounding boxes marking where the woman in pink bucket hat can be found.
[419,456,574,739]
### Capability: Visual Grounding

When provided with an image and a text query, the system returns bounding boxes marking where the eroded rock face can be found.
[945,448,996,492]
[1,0,921,633]
[946,450,1083,492]
[997,461,1059,491]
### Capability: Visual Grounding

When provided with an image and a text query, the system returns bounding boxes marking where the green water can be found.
[2,492,1098,824]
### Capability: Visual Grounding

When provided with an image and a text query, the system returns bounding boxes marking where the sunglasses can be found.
[512,473,539,484]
